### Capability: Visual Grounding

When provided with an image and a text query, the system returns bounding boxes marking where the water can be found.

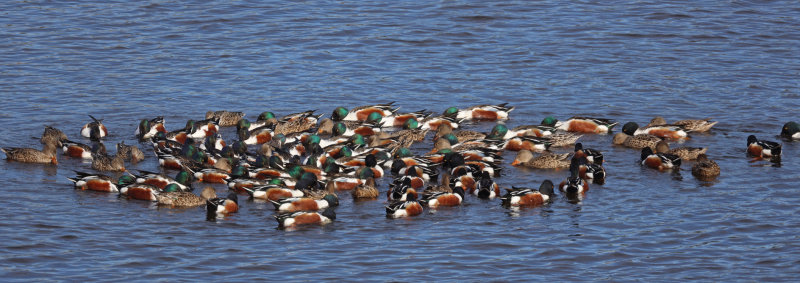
[2,0,800,281]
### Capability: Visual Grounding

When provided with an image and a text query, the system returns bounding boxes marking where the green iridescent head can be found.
[175,170,193,186]
[337,146,353,158]
[269,178,285,186]
[350,134,365,146]
[443,107,459,117]
[394,147,413,158]
[487,124,508,140]
[781,121,799,138]
[231,165,248,178]
[367,112,382,124]
[374,151,391,161]
[332,122,347,136]
[442,133,459,145]
[286,165,304,179]
[269,155,284,170]
[356,166,374,179]
[163,183,181,193]
[253,155,269,168]
[185,120,197,132]
[404,118,419,130]
[118,174,136,186]
[258,111,276,121]
[232,141,248,155]
[622,122,639,136]
[332,107,349,121]
[307,134,321,147]
[237,118,251,131]
[541,116,557,127]
[437,148,454,154]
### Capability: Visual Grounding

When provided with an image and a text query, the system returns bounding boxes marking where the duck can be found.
[502,136,551,152]
[647,116,717,133]
[640,147,681,171]
[442,103,514,121]
[156,185,217,208]
[420,186,465,208]
[135,116,166,141]
[543,116,618,134]
[184,118,219,139]
[559,160,589,198]
[574,143,603,165]
[424,172,453,193]
[243,184,304,201]
[575,157,606,185]
[390,118,429,148]
[206,110,245,127]
[746,135,781,158]
[41,125,67,147]
[500,180,555,207]
[612,132,662,149]
[654,141,707,160]
[116,141,144,163]
[331,102,398,122]
[81,115,107,141]
[91,153,125,172]
[238,126,274,145]
[433,123,486,143]
[60,139,95,160]
[378,109,430,128]
[691,154,720,180]
[385,193,423,218]
[625,121,688,140]
[388,177,420,201]
[352,177,379,199]
[206,193,239,220]
[67,171,134,193]
[134,170,193,191]
[317,118,382,137]
[269,194,339,212]
[781,122,800,140]
[419,115,462,131]
[119,183,162,201]
[474,171,500,199]
[274,111,322,136]
[2,141,59,165]
[275,207,336,229]
[510,150,570,169]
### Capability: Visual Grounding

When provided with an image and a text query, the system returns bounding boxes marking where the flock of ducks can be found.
[3,103,798,229]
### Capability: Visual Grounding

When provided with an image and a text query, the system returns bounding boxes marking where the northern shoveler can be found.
[41,125,67,147]
[511,150,570,169]
[626,121,688,140]
[500,180,555,207]
[420,186,464,208]
[91,153,125,172]
[612,132,662,149]
[352,177,379,199]
[117,141,145,163]
[206,110,245,127]
[331,102,398,122]
[2,141,59,165]
[156,185,216,208]
[135,116,166,141]
[640,147,681,171]
[474,171,499,199]
[654,141,707,160]
[746,135,781,158]
[270,194,339,212]
[648,116,717,133]
[574,143,603,165]
[442,103,514,121]
[385,194,423,218]
[691,154,720,181]
[275,207,336,229]
[206,193,239,220]
[545,116,618,134]
[781,122,800,140]
[81,115,107,141]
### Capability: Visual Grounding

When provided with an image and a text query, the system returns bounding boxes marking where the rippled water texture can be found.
[1,1,800,281]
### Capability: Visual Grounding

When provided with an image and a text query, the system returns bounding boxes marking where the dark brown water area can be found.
[1,1,799,281]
